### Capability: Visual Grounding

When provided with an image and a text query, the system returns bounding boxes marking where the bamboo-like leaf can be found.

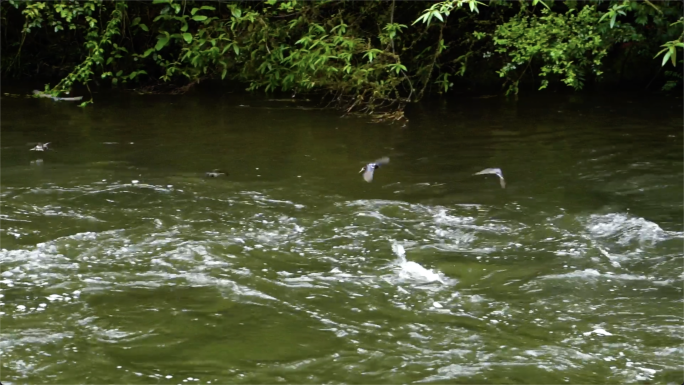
[532,0,551,10]
[662,50,672,66]
[412,12,428,26]
[654,47,668,59]
[433,10,444,22]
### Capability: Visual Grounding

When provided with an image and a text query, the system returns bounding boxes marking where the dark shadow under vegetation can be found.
[1,0,682,120]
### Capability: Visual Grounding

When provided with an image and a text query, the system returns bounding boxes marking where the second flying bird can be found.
[360,157,390,183]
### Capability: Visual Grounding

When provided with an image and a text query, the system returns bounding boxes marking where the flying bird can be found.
[29,142,50,151]
[205,169,227,178]
[473,168,506,188]
[359,157,390,183]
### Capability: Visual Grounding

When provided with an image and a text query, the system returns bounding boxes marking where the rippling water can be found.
[1,90,682,384]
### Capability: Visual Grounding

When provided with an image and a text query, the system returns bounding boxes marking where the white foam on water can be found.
[540,269,650,282]
[395,260,446,284]
[183,273,278,302]
[432,209,476,226]
[586,213,681,246]
[387,242,455,286]
[583,328,613,337]
[3,174,682,384]
[418,363,481,382]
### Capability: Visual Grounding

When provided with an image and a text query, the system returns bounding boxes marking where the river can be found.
[1,88,682,384]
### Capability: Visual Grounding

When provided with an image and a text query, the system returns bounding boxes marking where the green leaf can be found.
[532,0,550,10]
[191,7,199,15]
[200,6,216,11]
[433,11,444,22]
[139,23,149,32]
[143,48,155,57]
[116,70,123,77]
[182,33,192,44]
[233,44,240,56]
[181,21,188,32]
[131,17,141,27]
[653,47,668,59]
[662,50,672,66]
[192,15,207,21]
[610,14,616,28]
[421,12,433,25]
[155,36,169,51]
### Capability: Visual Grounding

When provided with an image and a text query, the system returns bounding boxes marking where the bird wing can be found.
[374,157,390,166]
[473,168,502,177]
[474,168,505,188]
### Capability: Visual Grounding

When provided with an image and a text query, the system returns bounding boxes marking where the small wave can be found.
[183,273,278,301]
[539,268,650,281]
[385,242,456,286]
[585,213,680,246]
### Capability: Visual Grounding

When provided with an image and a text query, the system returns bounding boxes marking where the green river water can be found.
[1,89,682,384]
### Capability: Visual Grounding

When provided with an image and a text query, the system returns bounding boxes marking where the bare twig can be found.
[643,0,664,16]
[389,0,396,54]
[417,22,445,100]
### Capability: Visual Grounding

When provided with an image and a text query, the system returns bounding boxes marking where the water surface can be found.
[1,89,682,384]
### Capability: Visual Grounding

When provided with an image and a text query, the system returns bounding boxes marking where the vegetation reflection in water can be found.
[0,92,682,384]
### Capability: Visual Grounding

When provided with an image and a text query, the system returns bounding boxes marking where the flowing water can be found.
[1,89,682,384]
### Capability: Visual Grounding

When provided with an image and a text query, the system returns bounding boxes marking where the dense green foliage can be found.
[2,0,682,114]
